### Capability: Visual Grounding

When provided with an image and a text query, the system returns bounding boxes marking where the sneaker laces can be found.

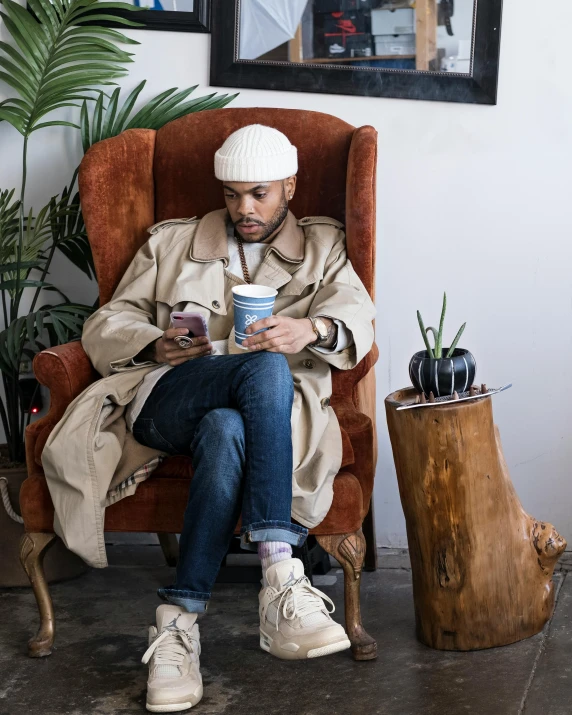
[272,576,335,631]
[141,623,197,674]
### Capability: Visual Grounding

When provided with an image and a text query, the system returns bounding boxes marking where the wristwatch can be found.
[308,316,330,347]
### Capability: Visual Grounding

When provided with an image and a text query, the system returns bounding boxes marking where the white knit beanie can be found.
[214,124,298,182]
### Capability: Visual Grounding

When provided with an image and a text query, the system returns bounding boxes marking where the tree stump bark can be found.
[385,387,567,651]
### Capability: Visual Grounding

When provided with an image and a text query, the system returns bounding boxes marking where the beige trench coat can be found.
[41,209,375,567]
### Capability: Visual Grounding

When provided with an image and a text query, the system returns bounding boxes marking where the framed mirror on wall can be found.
[210,0,502,105]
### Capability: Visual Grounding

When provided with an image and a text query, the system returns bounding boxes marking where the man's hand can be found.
[242,316,322,354]
[154,327,212,366]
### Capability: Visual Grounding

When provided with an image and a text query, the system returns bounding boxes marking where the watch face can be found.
[315,318,329,340]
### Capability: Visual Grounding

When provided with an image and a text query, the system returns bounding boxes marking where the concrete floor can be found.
[1,544,571,715]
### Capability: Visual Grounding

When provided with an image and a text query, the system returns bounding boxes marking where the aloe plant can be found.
[0,0,238,463]
[417,292,466,359]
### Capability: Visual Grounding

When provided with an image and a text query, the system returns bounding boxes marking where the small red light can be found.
[31,408,38,413]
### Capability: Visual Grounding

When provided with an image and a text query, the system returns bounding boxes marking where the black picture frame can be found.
[97,0,211,33]
[210,0,502,105]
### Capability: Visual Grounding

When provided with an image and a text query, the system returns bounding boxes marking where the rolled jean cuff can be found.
[239,520,308,552]
[158,587,210,613]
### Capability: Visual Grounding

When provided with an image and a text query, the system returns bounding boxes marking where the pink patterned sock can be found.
[258,542,292,586]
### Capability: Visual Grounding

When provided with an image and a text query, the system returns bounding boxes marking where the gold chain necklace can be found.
[235,234,252,285]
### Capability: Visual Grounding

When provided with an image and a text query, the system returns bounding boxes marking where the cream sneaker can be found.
[142,605,203,712]
[259,557,351,660]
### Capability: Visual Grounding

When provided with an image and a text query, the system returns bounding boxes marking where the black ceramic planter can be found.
[409,348,477,397]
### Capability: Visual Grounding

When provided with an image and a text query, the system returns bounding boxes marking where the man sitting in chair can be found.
[78,124,376,712]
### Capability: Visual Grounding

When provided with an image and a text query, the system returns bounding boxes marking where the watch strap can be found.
[308,316,328,346]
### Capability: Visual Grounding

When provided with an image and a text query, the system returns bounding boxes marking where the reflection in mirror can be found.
[238,0,475,74]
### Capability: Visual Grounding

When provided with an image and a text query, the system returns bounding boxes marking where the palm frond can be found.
[52,188,95,280]
[0,0,147,462]
[79,81,239,151]
[0,302,94,371]
[1,193,78,299]
[0,0,143,136]
[0,188,20,263]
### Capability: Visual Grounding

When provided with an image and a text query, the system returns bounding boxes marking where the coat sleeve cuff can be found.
[104,327,164,374]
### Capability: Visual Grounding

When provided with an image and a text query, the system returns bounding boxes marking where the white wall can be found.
[2,0,572,548]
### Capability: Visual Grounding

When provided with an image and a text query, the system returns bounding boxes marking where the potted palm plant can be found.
[409,293,476,398]
[0,0,237,584]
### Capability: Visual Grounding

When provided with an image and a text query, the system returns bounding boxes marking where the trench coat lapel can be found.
[191,207,305,292]
[180,209,228,313]
[253,211,305,290]
[190,209,229,264]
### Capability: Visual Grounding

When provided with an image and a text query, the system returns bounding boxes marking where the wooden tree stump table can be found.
[385,387,567,651]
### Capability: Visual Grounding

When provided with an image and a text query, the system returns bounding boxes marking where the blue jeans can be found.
[132,351,308,612]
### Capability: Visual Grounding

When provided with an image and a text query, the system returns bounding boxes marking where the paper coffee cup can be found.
[232,285,278,349]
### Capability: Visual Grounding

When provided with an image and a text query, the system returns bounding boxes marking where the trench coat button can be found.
[321,397,331,408]
[303,359,315,369]
[212,300,220,309]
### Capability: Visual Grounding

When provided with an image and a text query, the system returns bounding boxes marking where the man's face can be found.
[223,177,296,243]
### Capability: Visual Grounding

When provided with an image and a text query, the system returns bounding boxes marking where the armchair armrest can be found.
[33,341,98,406]
[26,341,99,470]
[331,343,379,398]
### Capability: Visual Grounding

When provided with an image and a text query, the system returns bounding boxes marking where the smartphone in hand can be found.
[170,312,211,348]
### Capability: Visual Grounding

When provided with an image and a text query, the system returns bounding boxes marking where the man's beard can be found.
[235,190,289,243]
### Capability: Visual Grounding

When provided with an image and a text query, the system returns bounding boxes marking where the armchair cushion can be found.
[20,470,363,537]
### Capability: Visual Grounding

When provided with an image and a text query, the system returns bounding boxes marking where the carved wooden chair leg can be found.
[316,528,377,661]
[19,532,57,657]
[362,501,378,571]
[157,533,179,567]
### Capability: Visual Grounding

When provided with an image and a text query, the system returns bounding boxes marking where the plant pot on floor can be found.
[409,348,477,397]
[0,445,88,587]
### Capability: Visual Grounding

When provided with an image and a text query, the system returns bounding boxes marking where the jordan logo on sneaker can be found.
[282,568,297,588]
[165,616,180,631]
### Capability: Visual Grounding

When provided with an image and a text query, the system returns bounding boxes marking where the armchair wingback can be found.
[21,108,378,661]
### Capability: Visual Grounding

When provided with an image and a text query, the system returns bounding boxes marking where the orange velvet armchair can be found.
[20,108,379,661]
